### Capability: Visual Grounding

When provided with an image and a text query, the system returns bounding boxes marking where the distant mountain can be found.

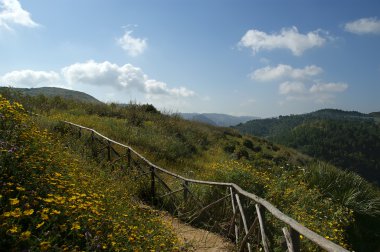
[234,109,380,185]
[181,113,258,127]
[0,87,101,103]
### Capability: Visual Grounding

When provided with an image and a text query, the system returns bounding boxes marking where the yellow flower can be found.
[9,198,19,205]
[20,231,31,240]
[51,209,61,215]
[16,186,25,191]
[43,198,54,203]
[40,241,51,251]
[71,222,81,231]
[8,226,19,234]
[23,209,34,216]
[36,221,45,229]
[41,213,49,220]
[10,208,22,218]
[3,212,11,217]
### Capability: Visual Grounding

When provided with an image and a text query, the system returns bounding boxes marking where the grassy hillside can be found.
[1,89,380,251]
[0,96,183,251]
[234,109,380,185]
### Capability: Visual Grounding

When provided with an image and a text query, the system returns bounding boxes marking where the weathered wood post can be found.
[229,187,239,245]
[107,140,111,161]
[255,204,270,252]
[127,148,131,169]
[183,180,189,202]
[290,227,300,252]
[150,166,155,199]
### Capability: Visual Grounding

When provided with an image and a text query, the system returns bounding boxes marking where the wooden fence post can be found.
[107,141,111,161]
[127,148,131,169]
[290,227,300,252]
[255,204,270,252]
[229,187,239,245]
[150,166,155,199]
[183,181,189,202]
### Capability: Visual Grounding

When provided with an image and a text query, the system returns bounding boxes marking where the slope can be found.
[1,91,380,251]
[234,109,380,185]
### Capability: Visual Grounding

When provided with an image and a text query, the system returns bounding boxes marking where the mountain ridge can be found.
[181,112,259,127]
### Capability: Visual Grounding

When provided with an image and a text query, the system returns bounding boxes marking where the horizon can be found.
[1,0,380,118]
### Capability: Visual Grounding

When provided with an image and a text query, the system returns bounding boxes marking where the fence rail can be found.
[63,120,349,252]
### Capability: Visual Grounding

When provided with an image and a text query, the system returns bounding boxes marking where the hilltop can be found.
[180,113,258,127]
[0,87,100,103]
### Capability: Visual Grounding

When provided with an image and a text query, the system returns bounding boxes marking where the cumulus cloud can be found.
[344,17,380,35]
[239,26,327,56]
[0,0,39,30]
[251,64,323,82]
[277,81,348,105]
[117,30,147,57]
[0,70,60,87]
[309,82,348,93]
[62,60,194,98]
[0,60,195,101]
[279,81,306,95]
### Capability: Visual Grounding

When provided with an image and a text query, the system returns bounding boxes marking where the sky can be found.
[1,0,380,118]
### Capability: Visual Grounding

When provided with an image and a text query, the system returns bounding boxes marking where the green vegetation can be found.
[0,86,100,104]
[234,109,380,185]
[0,96,182,251]
[1,87,380,251]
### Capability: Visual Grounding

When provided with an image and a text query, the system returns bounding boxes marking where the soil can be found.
[162,213,235,252]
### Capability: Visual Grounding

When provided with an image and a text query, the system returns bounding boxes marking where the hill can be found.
[180,112,258,126]
[1,91,379,251]
[0,86,100,103]
[234,109,380,185]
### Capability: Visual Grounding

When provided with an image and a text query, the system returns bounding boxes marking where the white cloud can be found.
[62,60,145,90]
[0,0,39,30]
[117,30,147,57]
[278,81,348,105]
[239,26,326,56]
[279,81,306,95]
[62,60,194,98]
[251,64,323,82]
[344,17,380,35]
[309,82,348,93]
[1,70,60,87]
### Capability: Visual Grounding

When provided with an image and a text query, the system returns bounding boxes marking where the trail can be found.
[161,212,234,252]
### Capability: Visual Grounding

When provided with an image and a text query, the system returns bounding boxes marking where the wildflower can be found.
[41,213,49,220]
[23,209,34,216]
[51,209,61,215]
[43,198,54,203]
[36,221,45,229]
[3,212,11,217]
[71,222,81,231]
[8,226,19,234]
[10,208,22,218]
[9,198,19,205]
[16,186,25,191]
[20,230,31,240]
[40,241,51,251]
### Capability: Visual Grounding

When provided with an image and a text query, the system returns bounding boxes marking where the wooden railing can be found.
[63,121,349,252]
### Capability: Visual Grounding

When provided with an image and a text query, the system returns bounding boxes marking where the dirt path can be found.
[161,213,235,252]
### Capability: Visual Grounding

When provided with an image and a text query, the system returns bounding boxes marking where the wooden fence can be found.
[63,121,349,252]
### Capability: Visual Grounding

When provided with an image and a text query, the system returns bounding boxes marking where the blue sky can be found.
[1,0,380,117]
